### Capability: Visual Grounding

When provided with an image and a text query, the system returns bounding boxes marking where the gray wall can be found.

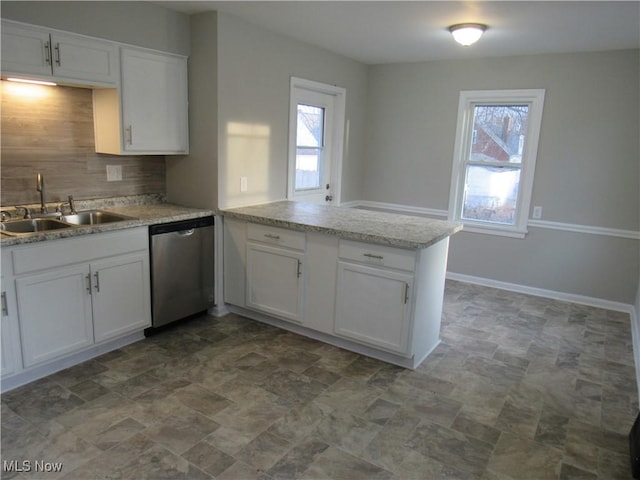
[1,1,190,55]
[166,12,218,209]
[364,50,639,304]
[216,12,368,208]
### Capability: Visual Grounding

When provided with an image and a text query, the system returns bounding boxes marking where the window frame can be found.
[448,89,546,238]
[287,77,346,204]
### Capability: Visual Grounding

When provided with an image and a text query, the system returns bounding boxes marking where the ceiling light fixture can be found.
[448,23,487,46]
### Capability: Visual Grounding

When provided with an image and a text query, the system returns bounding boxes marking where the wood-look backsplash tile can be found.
[1,81,165,206]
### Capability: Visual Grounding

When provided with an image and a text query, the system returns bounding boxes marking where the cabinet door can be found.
[1,21,52,78]
[1,281,21,379]
[246,243,304,323]
[16,265,94,368]
[335,262,413,354]
[120,47,188,153]
[91,252,151,343]
[50,32,118,85]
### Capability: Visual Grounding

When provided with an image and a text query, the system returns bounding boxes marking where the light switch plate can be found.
[240,176,248,192]
[106,165,122,182]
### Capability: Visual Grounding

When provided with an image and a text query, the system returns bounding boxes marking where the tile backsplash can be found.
[1,81,165,207]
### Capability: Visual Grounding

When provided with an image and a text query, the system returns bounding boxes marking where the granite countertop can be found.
[1,197,214,247]
[219,201,462,249]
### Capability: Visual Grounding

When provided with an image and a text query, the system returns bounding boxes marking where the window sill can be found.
[456,223,528,239]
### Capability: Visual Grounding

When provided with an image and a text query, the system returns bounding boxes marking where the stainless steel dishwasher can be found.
[149,216,215,329]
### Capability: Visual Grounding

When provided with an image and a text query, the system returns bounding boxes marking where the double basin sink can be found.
[0,210,135,237]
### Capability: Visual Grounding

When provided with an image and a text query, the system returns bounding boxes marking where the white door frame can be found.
[287,76,346,205]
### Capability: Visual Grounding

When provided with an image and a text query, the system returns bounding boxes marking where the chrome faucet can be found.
[36,173,48,214]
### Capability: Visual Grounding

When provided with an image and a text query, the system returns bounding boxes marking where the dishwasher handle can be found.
[177,229,195,237]
[149,216,213,235]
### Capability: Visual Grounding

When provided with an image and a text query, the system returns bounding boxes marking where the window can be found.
[288,77,346,205]
[448,89,545,237]
[295,104,325,190]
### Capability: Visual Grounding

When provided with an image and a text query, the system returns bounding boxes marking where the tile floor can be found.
[1,280,637,479]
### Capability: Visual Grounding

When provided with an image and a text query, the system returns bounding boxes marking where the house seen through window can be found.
[449,90,545,237]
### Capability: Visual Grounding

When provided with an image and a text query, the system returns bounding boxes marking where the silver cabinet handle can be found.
[86,274,92,294]
[264,233,280,240]
[44,41,51,66]
[1,292,8,316]
[94,272,101,292]
[54,42,61,66]
[403,283,410,304]
[297,259,302,278]
[363,253,384,260]
[125,125,133,145]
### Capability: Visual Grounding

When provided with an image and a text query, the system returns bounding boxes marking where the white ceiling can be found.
[154,1,640,65]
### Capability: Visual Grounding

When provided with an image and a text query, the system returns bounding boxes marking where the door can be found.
[91,253,151,343]
[120,47,189,153]
[16,265,94,367]
[334,262,413,354]
[288,77,346,205]
[246,243,304,322]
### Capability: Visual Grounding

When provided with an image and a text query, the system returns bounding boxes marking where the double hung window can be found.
[448,89,545,237]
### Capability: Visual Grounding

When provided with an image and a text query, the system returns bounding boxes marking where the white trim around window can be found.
[448,89,546,238]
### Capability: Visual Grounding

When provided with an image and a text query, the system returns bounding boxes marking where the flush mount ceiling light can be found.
[448,23,487,46]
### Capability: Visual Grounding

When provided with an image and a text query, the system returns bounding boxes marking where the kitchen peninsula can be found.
[220,201,462,369]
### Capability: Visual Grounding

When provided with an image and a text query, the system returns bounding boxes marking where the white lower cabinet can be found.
[89,252,150,343]
[16,264,94,368]
[334,261,413,354]
[1,250,21,378]
[246,243,304,322]
[223,217,450,369]
[1,228,151,388]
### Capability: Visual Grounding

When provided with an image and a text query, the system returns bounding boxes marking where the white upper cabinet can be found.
[1,20,119,87]
[93,46,189,155]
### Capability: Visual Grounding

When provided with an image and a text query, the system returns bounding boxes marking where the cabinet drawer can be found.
[339,240,416,272]
[247,223,306,251]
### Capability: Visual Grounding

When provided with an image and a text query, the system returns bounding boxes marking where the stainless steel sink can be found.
[61,210,134,225]
[0,218,73,235]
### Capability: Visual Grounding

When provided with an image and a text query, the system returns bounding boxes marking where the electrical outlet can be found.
[240,176,248,192]
[106,165,122,182]
[532,206,542,219]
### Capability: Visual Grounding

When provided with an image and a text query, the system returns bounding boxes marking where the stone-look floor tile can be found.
[487,433,563,480]
[65,379,111,402]
[2,378,85,426]
[3,281,637,480]
[215,460,271,480]
[267,438,329,479]
[267,401,330,444]
[258,369,327,406]
[405,421,494,476]
[451,412,501,446]
[170,383,233,417]
[300,446,393,480]
[119,443,213,479]
[92,417,146,450]
[534,405,569,449]
[560,463,598,480]
[182,440,237,477]
[494,400,540,439]
[144,410,220,454]
[363,398,401,425]
[236,430,291,471]
[313,408,383,457]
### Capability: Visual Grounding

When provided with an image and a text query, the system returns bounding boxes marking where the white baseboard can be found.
[446,271,633,314]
